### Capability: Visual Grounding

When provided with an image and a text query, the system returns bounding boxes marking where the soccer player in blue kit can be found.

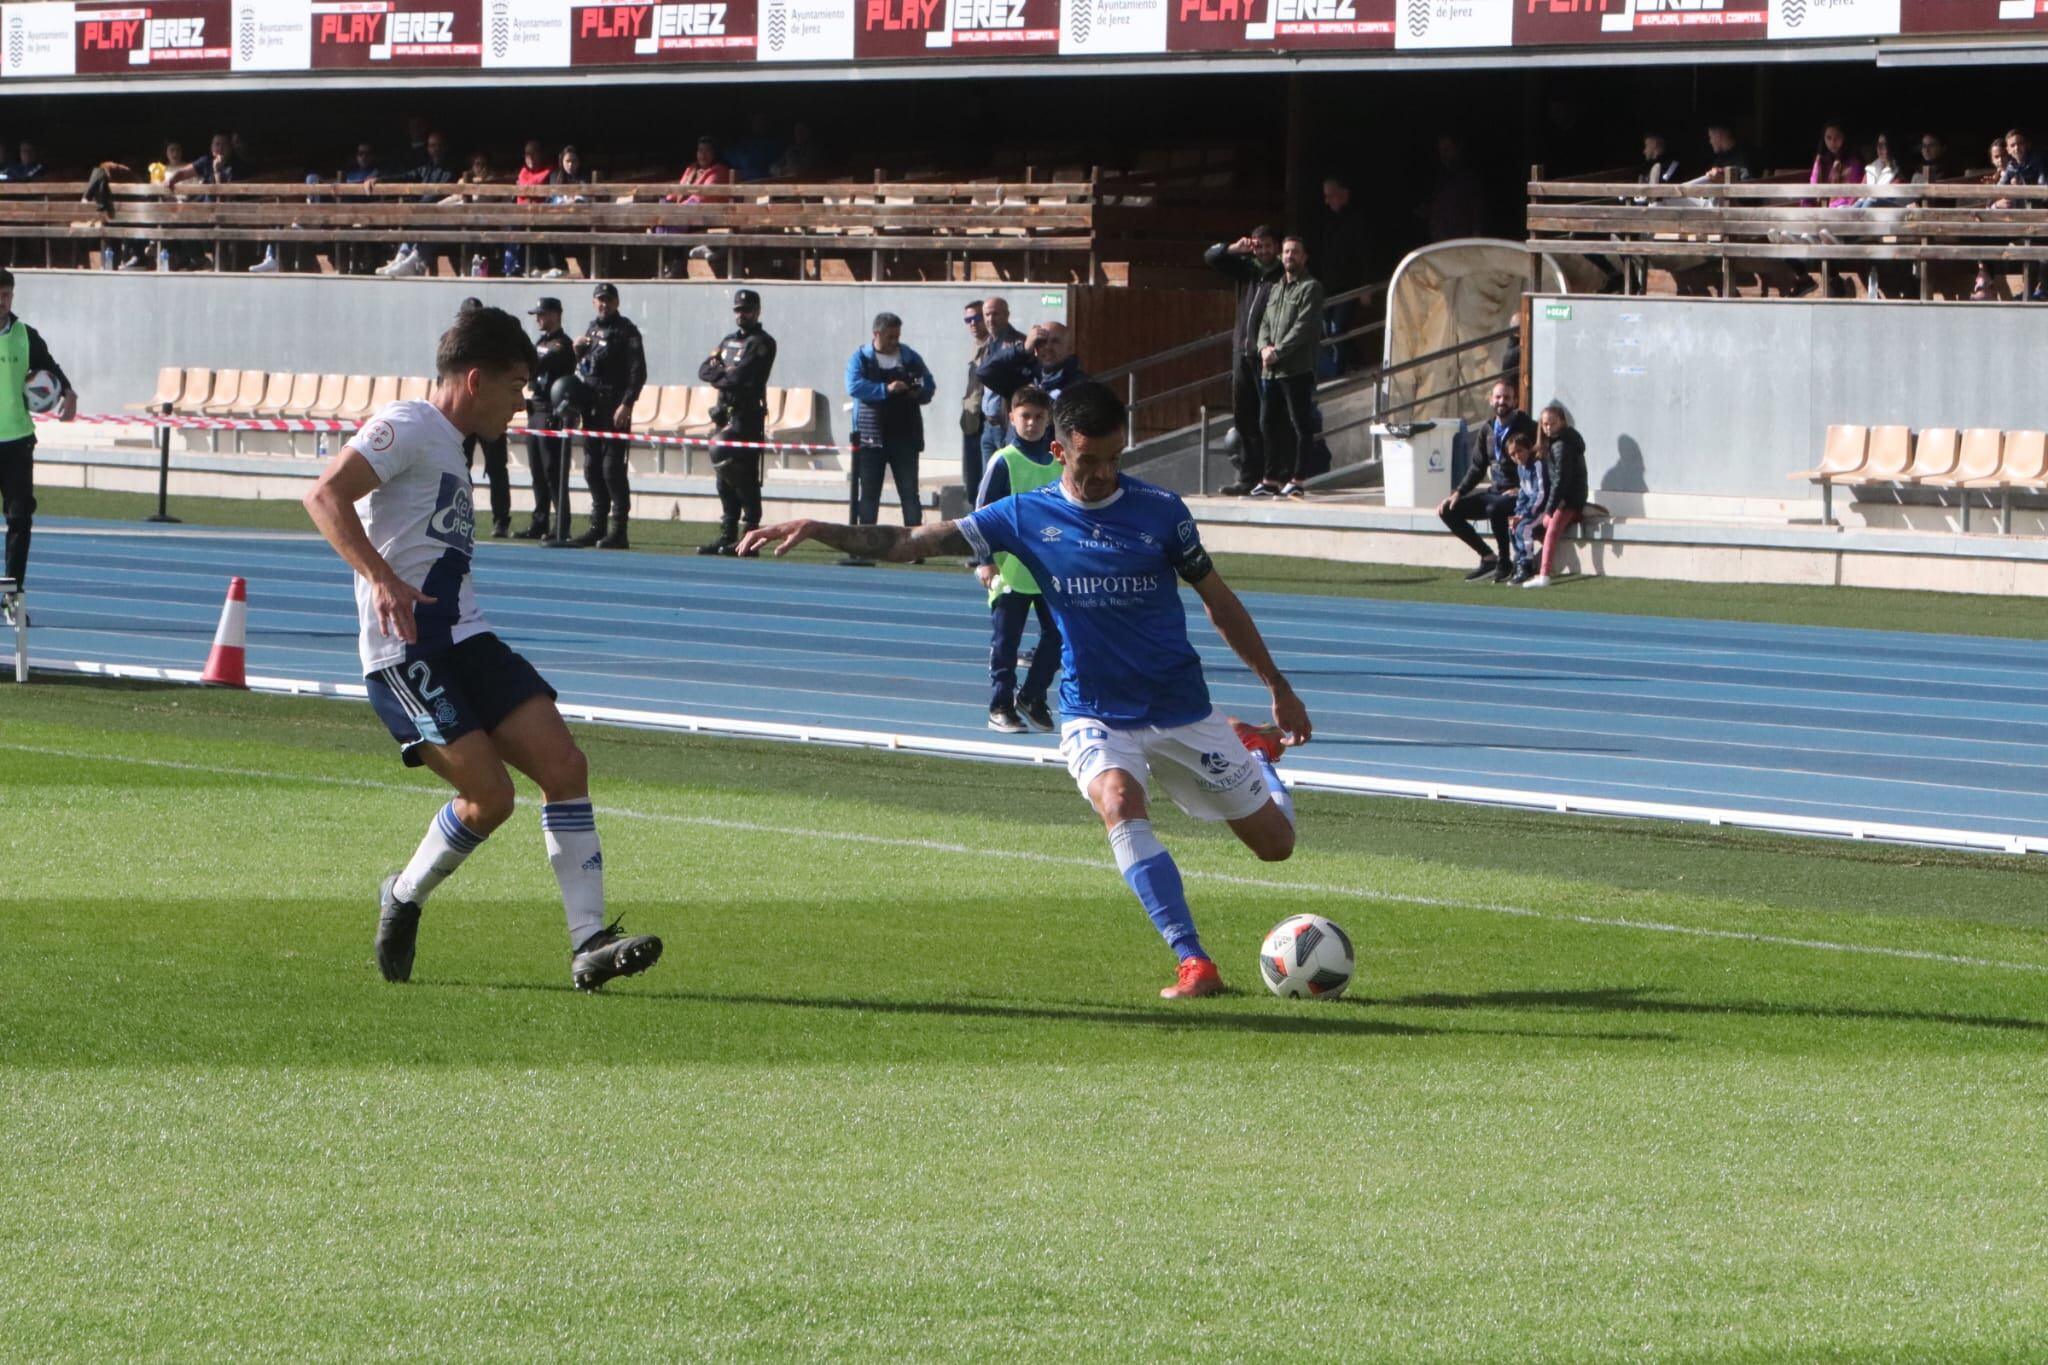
[739,381,1310,999]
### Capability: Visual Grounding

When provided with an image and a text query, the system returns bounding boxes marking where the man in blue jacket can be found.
[843,312,936,564]
[976,321,1086,410]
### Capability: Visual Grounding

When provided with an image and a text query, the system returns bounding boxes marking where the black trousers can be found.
[0,435,33,587]
[712,429,764,542]
[989,590,1061,710]
[461,433,512,531]
[1230,351,1266,480]
[523,417,565,526]
[852,442,922,527]
[1440,489,1516,563]
[1257,371,1316,486]
[581,405,632,524]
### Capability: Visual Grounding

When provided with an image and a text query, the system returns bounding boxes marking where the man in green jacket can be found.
[1252,237,1324,499]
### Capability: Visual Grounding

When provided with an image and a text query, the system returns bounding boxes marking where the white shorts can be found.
[1059,708,1273,823]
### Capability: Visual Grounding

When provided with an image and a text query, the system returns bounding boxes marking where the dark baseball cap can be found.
[732,288,761,310]
[591,281,619,300]
[528,296,563,314]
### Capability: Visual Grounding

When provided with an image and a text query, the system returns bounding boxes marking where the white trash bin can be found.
[1373,420,1462,509]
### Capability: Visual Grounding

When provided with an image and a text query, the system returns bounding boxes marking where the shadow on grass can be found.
[430,981,1676,1045]
[1385,985,2048,1034]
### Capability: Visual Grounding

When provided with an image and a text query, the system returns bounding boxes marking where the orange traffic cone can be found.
[201,576,248,688]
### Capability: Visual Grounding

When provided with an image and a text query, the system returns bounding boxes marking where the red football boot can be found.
[1230,717,1287,764]
[1161,956,1225,999]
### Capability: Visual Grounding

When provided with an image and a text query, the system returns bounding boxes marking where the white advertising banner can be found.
[1393,0,1512,47]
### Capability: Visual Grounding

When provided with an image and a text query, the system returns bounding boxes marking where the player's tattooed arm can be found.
[737,519,971,562]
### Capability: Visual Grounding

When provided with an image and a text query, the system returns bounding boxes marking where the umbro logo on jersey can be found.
[1040,526,1062,540]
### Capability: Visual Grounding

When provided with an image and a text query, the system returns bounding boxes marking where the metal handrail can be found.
[1094,280,1387,386]
[1374,372,1506,422]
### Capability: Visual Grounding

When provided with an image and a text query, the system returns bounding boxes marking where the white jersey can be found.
[347,400,491,672]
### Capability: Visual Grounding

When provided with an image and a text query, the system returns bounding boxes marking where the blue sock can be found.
[1108,819,1205,961]
[1255,755,1294,827]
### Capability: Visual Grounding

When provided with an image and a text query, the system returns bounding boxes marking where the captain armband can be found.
[1173,548,1215,585]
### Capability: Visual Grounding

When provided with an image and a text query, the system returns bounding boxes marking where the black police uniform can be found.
[521,310,576,539]
[567,290,646,548]
[696,293,777,552]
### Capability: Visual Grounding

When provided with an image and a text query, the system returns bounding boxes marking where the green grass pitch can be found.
[4,678,2048,1361]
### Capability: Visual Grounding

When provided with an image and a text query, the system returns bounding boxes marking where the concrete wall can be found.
[23,270,1069,474]
[1530,295,2048,513]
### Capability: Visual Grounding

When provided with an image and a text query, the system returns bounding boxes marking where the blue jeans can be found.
[989,591,1061,709]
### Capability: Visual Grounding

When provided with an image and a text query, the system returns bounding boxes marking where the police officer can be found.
[519,295,575,541]
[695,287,777,556]
[456,296,513,537]
[560,281,645,551]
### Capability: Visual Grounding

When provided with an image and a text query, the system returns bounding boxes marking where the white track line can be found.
[4,740,2045,978]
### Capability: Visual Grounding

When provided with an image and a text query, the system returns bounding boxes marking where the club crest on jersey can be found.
[425,471,475,550]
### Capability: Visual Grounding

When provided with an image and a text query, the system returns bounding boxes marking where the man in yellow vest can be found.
[0,266,76,625]
[973,384,1062,733]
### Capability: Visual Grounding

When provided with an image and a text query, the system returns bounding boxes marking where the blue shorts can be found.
[364,632,556,767]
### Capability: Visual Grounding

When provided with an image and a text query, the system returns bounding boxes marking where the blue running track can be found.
[24,518,2048,852]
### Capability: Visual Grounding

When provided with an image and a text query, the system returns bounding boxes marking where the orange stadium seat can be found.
[366,376,401,413]
[397,376,431,403]
[1897,428,1960,483]
[126,366,183,413]
[172,368,215,416]
[334,374,375,424]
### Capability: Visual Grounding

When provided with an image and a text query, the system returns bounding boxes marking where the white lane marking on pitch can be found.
[5,740,2046,978]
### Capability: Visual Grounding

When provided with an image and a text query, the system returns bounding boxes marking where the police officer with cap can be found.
[556,280,646,551]
[519,295,575,541]
[695,287,778,556]
[456,296,513,537]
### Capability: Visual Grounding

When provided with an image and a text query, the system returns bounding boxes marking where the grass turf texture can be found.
[36,484,2048,641]
[5,681,2048,1361]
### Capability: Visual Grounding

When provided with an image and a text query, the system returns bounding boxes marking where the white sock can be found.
[542,800,607,949]
[1256,756,1294,828]
[394,800,484,905]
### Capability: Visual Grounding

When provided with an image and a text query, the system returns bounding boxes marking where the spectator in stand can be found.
[166,132,247,270]
[1252,236,1323,500]
[676,135,735,202]
[974,294,1025,461]
[961,298,995,502]
[1436,379,1526,583]
[522,294,575,540]
[374,129,460,278]
[0,142,45,182]
[119,140,184,270]
[973,384,1062,735]
[843,311,936,564]
[339,140,382,273]
[727,114,786,182]
[533,144,591,280]
[457,152,498,278]
[1314,177,1370,377]
[1425,133,1484,241]
[1693,123,1753,184]
[1856,132,1904,203]
[1640,133,1680,187]
[769,122,821,180]
[1203,226,1281,496]
[1913,133,1952,187]
[2002,128,2045,186]
[510,139,552,277]
[455,296,514,538]
[1810,124,1863,208]
[1504,424,1548,586]
[1523,403,1586,590]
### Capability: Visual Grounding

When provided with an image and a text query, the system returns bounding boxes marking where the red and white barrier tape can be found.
[37,411,846,455]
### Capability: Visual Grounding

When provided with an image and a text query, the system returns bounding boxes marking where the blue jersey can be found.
[958,474,1214,729]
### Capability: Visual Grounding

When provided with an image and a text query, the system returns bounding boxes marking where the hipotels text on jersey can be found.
[1058,573,1160,598]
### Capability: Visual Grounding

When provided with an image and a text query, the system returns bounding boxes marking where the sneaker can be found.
[1018,697,1054,732]
[512,520,549,540]
[1280,481,1307,499]
[539,267,566,280]
[571,919,663,992]
[696,540,731,556]
[1506,567,1531,586]
[387,251,427,278]
[1,591,24,628]
[1230,716,1286,763]
[595,528,630,550]
[688,244,715,260]
[491,518,511,540]
[566,525,607,548]
[1463,560,1499,582]
[1160,956,1225,1000]
[247,251,279,274]
[1247,483,1280,499]
[1521,574,1551,589]
[988,704,1028,734]
[118,254,150,271]
[1492,564,1514,584]
[375,872,422,983]
[373,248,414,277]
[1217,480,1256,497]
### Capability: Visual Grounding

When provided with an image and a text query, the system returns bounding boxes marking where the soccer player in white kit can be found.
[302,305,661,991]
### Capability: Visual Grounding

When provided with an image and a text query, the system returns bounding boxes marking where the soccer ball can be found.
[23,370,60,413]
[1259,914,1355,1000]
